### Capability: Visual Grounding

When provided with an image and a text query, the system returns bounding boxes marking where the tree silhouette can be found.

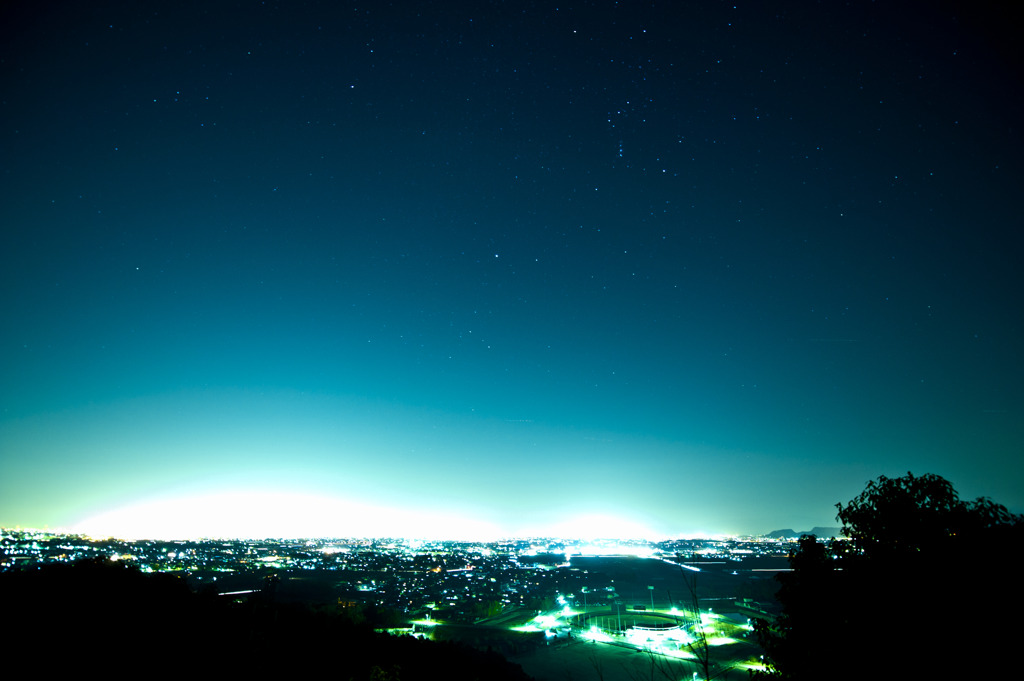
[632,572,729,681]
[679,572,726,681]
[754,472,1023,681]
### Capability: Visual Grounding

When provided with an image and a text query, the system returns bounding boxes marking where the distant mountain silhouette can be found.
[764,526,841,539]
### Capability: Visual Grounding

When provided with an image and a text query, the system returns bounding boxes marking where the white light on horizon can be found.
[67,494,733,543]
[517,514,663,541]
[72,491,503,541]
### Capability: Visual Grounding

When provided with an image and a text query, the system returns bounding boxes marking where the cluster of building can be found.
[1,528,792,625]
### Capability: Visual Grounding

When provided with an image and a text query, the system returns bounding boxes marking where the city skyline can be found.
[2,1,1021,540]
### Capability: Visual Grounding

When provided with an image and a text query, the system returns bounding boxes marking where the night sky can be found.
[2,1,1021,539]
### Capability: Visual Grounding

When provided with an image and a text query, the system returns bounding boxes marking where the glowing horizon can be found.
[2,389,840,540]
[66,489,674,542]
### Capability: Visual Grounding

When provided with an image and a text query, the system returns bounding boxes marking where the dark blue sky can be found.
[2,1,1021,538]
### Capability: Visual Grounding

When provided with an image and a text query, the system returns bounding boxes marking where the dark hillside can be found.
[2,558,531,680]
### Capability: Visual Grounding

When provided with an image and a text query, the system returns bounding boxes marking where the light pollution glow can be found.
[70,491,664,541]
[3,389,819,539]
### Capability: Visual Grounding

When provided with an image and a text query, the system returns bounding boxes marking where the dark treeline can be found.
[754,472,1024,681]
[2,558,531,679]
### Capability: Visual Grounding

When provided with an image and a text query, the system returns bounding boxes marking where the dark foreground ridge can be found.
[3,558,531,680]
